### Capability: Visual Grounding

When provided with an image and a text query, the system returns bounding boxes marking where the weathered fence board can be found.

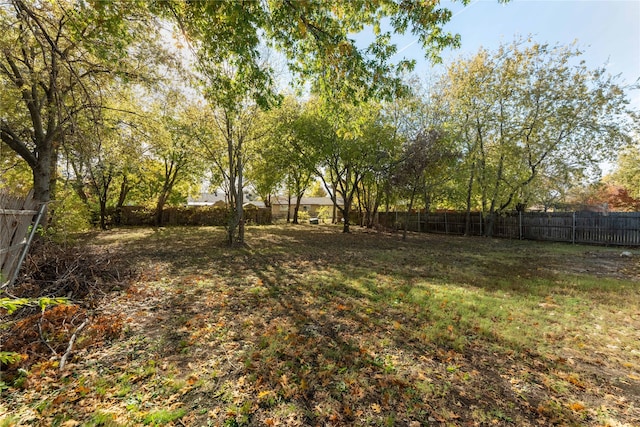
[378,210,640,246]
[1,191,41,288]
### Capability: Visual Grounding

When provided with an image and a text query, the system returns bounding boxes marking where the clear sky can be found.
[387,0,640,108]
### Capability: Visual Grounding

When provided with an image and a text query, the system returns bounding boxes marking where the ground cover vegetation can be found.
[1,225,639,426]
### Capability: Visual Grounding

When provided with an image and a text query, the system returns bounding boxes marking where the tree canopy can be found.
[1,0,639,241]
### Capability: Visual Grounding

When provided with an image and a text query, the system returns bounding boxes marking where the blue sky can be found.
[386,0,640,108]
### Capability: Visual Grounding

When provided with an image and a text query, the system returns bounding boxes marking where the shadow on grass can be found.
[86,225,639,426]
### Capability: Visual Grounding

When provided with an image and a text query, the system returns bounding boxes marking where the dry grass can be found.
[1,224,639,426]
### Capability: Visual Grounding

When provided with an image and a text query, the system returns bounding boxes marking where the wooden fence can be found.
[1,192,44,288]
[112,205,272,227]
[377,211,640,246]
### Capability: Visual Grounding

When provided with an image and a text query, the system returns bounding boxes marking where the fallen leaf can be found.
[569,402,585,411]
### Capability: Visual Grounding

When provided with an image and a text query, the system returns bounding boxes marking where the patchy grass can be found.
[2,225,639,426]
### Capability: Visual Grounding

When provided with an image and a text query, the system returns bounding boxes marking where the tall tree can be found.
[149,96,206,227]
[299,100,396,233]
[438,41,636,235]
[0,0,161,209]
[393,129,457,240]
[198,83,265,245]
[608,143,640,200]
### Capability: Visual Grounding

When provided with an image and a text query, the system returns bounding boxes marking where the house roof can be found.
[187,192,226,206]
[243,201,266,209]
[271,196,342,206]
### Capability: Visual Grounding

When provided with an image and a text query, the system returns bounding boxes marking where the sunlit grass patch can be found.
[4,225,639,426]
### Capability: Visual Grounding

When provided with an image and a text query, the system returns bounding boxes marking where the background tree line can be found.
[1,0,637,244]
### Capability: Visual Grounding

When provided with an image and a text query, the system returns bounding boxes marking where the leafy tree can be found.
[438,41,636,235]
[161,0,467,103]
[0,145,31,196]
[307,181,328,198]
[158,0,478,241]
[147,96,206,227]
[608,143,640,200]
[299,100,395,233]
[60,93,146,229]
[0,0,162,210]
[197,83,265,245]
[247,97,303,215]
[392,129,456,240]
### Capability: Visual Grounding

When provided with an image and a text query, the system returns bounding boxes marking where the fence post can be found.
[572,212,576,244]
[444,211,448,234]
[519,211,523,240]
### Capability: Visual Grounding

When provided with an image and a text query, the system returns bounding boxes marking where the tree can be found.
[438,41,636,235]
[608,143,640,200]
[307,181,328,198]
[198,81,266,245]
[0,0,161,210]
[298,100,396,233]
[143,95,205,227]
[393,129,456,240]
[60,92,147,230]
[159,0,476,242]
[162,0,466,103]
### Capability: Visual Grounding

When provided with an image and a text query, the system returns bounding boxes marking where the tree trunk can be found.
[342,208,350,233]
[236,154,244,244]
[341,195,352,233]
[114,177,131,226]
[99,199,108,230]
[464,160,476,236]
[155,194,167,227]
[403,186,417,241]
[292,197,302,224]
[32,159,52,206]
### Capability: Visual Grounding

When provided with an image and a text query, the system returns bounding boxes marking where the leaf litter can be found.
[1,226,639,426]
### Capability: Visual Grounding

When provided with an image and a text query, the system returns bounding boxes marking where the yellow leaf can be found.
[569,402,585,411]
[258,390,273,399]
[371,403,381,413]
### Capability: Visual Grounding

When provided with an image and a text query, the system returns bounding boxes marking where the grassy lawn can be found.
[1,224,639,426]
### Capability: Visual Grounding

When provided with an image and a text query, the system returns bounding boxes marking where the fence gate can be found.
[0,191,45,289]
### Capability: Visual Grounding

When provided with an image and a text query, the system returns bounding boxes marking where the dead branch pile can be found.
[8,240,136,305]
[1,241,135,372]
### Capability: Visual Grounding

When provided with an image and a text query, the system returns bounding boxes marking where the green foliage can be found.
[607,142,640,199]
[162,1,466,103]
[48,186,92,237]
[142,408,186,425]
[0,352,22,365]
[0,297,30,315]
[0,147,31,196]
[87,411,122,427]
[435,39,635,223]
[0,0,165,205]
[0,297,67,315]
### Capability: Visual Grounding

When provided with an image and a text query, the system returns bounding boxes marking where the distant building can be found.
[187,192,226,207]
[271,196,342,220]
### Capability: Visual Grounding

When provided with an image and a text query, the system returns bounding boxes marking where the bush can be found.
[47,186,91,238]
